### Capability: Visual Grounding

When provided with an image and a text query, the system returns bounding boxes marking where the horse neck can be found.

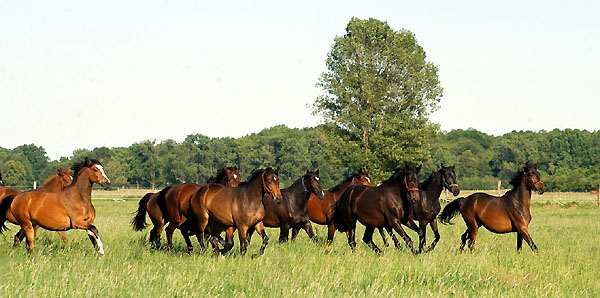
[330,181,352,196]
[285,178,311,209]
[38,175,62,192]
[65,169,94,203]
[240,174,265,204]
[513,176,532,209]
[421,171,443,203]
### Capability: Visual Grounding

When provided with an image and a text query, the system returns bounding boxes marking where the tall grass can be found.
[1,194,598,297]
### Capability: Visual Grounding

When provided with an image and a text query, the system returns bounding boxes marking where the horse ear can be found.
[306,168,310,175]
[275,167,280,175]
[85,157,91,165]
[316,169,320,176]
[525,162,530,168]
[417,165,422,172]
[440,162,445,168]
[366,170,370,175]
[57,168,62,174]
[451,164,455,170]
[67,168,72,174]
[233,166,238,171]
[534,162,538,169]
[98,158,104,164]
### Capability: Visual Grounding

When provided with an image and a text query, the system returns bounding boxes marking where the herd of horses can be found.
[0,158,545,256]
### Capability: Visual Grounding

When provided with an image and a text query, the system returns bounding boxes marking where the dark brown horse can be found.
[333,165,422,254]
[189,167,282,256]
[131,166,240,251]
[306,171,372,244]
[12,168,74,247]
[251,169,324,243]
[0,158,110,254]
[440,162,544,252]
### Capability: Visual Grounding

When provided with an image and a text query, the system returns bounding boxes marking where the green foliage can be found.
[313,17,442,182]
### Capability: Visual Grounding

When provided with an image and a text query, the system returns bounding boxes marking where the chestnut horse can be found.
[306,171,372,244]
[252,169,324,243]
[11,168,74,247]
[0,158,110,254]
[333,165,422,254]
[131,166,240,251]
[440,162,544,252]
[189,167,282,256]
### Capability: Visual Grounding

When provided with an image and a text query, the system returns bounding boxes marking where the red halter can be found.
[262,172,273,195]
[404,176,419,192]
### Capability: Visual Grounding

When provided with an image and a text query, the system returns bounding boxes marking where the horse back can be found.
[165,183,201,219]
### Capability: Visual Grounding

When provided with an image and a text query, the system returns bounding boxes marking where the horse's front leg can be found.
[252,221,269,258]
[86,225,104,256]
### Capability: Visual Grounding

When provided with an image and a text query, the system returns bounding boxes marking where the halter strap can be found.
[262,172,273,195]
[301,176,308,192]
[443,178,458,189]
[404,176,419,192]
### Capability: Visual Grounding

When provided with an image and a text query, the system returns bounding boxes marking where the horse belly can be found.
[478,209,514,233]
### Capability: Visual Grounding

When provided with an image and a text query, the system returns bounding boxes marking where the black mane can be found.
[207,166,235,184]
[381,168,405,185]
[328,172,368,192]
[71,158,101,179]
[509,169,526,188]
[239,168,267,186]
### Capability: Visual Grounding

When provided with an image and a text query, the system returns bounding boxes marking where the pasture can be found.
[1,189,598,297]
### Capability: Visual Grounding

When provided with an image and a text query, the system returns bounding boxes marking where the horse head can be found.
[440,163,460,196]
[525,162,545,194]
[303,168,325,199]
[262,167,283,203]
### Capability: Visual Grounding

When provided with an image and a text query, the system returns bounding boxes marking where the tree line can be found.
[1,126,598,192]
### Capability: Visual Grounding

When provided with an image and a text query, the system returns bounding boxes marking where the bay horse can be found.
[306,171,372,244]
[333,165,422,254]
[189,167,282,256]
[250,169,325,243]
[440,162,544,252]
[11,168,74,247]
[131,166,240,251]
[0,158,110,254]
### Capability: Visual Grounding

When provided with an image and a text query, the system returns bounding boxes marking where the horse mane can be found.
[420,171,437,188]
[71,158,101,180]
[42,172,59,185]
[380,168,405,186]
[208,167,228,183]
[509,169,526,188]
[239,168,266,186]
[328,172,368,192]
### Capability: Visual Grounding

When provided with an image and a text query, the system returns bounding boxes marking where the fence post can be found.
[33,181,37,189]
[497,180,501,195]
[597,183,599,208]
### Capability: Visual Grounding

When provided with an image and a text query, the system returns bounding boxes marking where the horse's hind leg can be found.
[86,225,105,255]
[363,226,382,254]
[425,219,440,252]
[220,227,235,254]
[14,228,26,248]
[517,234,523,251]
[23,224,36,252]
[278,224,290,243]
[459,230,469,250]
[461,214,478,251]
[377,227,389,247]
[237,226,249,255]
[164,222,177,250]
[347,228,357,252]
[326,223,336,245]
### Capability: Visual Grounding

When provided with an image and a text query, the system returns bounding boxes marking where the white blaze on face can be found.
[366,177,371,183]
[315,177,320,181]
[233,174,238,180]
[95,165,110,183]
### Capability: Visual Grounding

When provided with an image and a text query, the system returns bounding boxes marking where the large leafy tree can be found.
[313,17,443,182]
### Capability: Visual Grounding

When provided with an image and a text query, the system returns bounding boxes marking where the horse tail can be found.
[332,189,353,232]
[0,195,15,233]
[155,186,171,221]
[439,197,465,225]
[131,193,152,231]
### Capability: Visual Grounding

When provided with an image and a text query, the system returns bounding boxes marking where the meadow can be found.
[0,189,598,297]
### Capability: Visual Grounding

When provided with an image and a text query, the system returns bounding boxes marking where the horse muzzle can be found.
[271,190,283,203]
[534,182,545,195]
[451,186,460,196]
[408,190,421,203]
[101,181,111,190]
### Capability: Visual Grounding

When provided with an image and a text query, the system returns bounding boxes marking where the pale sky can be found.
[1,1,598,160]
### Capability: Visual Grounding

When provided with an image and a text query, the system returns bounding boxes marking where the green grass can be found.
[1,193,599,297]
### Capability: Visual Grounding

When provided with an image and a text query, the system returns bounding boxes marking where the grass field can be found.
[1,190,599,297]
